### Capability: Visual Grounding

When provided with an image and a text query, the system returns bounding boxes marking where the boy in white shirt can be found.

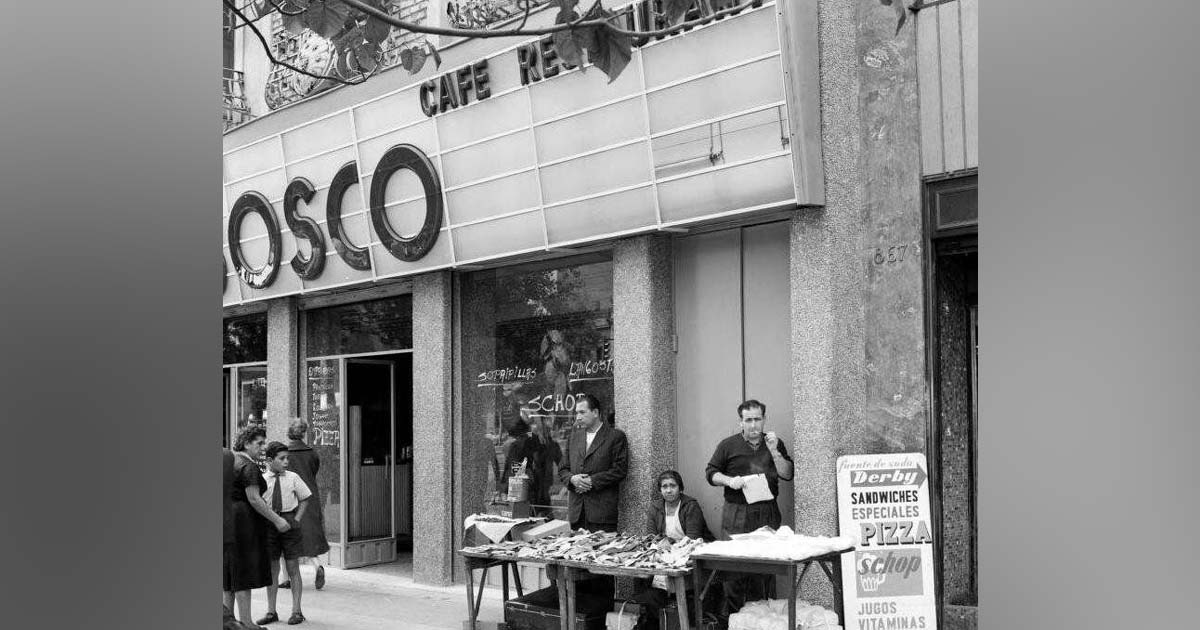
[257,442,312,626]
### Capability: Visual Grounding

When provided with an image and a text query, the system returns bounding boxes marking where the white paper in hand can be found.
[741,473,773,504]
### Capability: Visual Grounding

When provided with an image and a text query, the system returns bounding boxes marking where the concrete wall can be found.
[413,271,455,585]
[612,235,676,535]
[787,0,929,608]
[266,297,300,441]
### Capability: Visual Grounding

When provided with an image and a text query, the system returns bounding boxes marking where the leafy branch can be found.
[224,0,376,87]
[225,0,765,94]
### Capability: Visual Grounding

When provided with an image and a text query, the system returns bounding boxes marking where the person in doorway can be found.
[230,427,288,629]
[257,441,313,626]
[630,471,717,630]
[704,399,794,614]
[528,414,563,517]
[278,419,329,592]
[557,393,628,532]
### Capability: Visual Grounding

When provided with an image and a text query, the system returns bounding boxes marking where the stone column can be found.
[789,0,870,607]
[266,297,299,442]
[790,0,928,608]
[613,235,676,534]
[413,271,454,586]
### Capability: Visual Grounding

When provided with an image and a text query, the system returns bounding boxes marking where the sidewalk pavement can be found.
[240,563,508,630]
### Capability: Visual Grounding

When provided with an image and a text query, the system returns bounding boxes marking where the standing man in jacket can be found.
[558,393,628,532]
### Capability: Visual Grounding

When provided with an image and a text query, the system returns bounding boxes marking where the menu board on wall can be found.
[837,453,938,630]
[307,361,341,448]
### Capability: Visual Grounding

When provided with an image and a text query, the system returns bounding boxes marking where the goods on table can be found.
[464,513,545,544]
[728,599,841,630]
[695,526,856,561]
[463,530,706,570]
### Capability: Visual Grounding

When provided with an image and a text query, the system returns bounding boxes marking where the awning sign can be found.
[837,453,938,630]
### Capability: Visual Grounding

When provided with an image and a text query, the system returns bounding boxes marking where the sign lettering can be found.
[837,453,938,630]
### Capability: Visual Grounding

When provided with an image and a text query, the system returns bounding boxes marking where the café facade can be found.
[223,1,977,627]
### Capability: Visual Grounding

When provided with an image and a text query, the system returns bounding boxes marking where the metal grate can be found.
[223,68,255,131]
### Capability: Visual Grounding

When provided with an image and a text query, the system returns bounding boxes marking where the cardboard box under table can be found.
[690,550,854,630]
[555,560,695,630]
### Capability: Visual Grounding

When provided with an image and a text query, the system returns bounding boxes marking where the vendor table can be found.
[459,550,551,628]
[555,559,693,630]
[690,550,853,630]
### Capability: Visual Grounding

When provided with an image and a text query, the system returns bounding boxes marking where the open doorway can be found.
[342,352,413,569]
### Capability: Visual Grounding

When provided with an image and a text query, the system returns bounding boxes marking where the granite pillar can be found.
[788,0,869,607]
[613,235,676,535]
[266,297,299,442]
[413,271,454,586]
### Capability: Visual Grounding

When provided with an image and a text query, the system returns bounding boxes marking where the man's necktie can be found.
[271,474,284,512]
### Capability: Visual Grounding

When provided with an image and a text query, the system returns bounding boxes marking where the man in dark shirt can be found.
[705,399,794,612]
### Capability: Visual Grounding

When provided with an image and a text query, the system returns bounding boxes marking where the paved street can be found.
[240,561,507,630]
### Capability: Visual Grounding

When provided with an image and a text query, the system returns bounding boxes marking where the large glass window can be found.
[460,258,614,520]
[223,314,268,364]
[224,314,268,446]
[305,295,413,357]
[235,365,269,434]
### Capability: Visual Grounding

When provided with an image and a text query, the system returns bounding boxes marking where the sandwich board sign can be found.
[837,453,938,630]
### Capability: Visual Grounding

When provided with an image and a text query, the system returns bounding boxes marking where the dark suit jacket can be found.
[557,423,628,525]
[223,448,236,546]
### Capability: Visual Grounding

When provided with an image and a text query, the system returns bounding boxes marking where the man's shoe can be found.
[278,580,291,589]
[287,612,306,625]
[255,612,279,625]
[314,566,325,590]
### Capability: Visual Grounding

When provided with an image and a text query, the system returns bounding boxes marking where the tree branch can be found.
[224,0,371,87]
[339,0,762,40]
[267,0,307,17]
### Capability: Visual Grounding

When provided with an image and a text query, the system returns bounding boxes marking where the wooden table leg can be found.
[786,564,796,630]
[464,565,477,629]
[513,561,525,597]
[672,576,691,630]
[819,559,844,625]
[564,569,578,630]
[693,565,704,630]
[551,566,569,630]
[502,562,510,602]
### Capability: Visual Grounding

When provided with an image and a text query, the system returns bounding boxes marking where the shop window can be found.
[460,258,614,521]
[235,365,269,435]
[305,295,414,357]
[223,313,267,364]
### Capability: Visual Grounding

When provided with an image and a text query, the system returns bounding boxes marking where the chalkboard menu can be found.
[306,358,342,539]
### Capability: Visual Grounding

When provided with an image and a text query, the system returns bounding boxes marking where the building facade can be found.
[222,1,977,628]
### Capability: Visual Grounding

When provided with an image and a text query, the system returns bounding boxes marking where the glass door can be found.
[223,368,231,447]
[345,358,397,566]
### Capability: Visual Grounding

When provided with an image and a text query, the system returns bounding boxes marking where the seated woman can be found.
[631,470,715,630]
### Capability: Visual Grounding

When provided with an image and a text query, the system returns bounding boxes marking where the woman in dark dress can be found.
[281,419,330,591]
[228,426,290,628]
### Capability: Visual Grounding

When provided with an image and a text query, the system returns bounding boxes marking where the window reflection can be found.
[461,259,614,520]
[306,295,414,357]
